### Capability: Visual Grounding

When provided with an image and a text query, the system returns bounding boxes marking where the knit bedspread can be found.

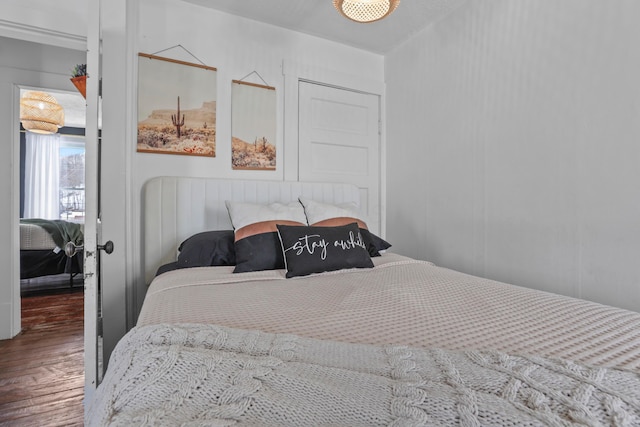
[137,253,640,372]
[88,323,640,426]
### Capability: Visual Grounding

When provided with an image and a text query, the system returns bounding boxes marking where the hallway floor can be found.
[0,288,84,426]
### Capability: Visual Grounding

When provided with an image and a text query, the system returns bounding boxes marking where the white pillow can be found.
[225,200,307,231]
[298,197,392,257]
[298,197,368,228]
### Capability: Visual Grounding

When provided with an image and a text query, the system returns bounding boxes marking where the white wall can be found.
[134,0,383,185]
[385,1,640,312]
[129,0,385,313]
[0,37,86,339]
[0,0,87,50]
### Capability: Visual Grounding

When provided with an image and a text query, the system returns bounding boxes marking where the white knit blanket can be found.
[87,323,640,426]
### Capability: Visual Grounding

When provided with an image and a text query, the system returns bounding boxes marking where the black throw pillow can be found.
[277,223,374,278]
[177,230,236,268]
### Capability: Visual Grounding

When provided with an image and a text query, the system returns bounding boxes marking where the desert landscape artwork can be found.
[137,53,217,157]
[231,80,276,170]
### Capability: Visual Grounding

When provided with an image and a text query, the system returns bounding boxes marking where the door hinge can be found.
[378,120,382,135]
[98,78,103,97]
[97,316,104,336]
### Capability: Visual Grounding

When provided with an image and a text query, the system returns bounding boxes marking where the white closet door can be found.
[298,82,381,234]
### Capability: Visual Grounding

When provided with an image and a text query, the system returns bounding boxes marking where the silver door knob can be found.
[64,241,84,257]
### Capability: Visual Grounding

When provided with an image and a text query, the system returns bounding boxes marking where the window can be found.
[59,136,85,223]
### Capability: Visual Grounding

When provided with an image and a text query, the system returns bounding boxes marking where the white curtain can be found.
[24,132,60,219]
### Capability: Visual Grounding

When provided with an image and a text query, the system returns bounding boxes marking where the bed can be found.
[19,218,84,287]
[87,176,640,426]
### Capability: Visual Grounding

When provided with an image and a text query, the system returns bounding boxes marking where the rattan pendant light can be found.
[333,0,400,23]
[20,91,65,134]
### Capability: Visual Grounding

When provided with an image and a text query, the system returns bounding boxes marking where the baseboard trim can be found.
[0,301,19,340]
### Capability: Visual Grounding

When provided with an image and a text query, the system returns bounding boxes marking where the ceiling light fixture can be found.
[333,0,400,23]
[19,91,65,134]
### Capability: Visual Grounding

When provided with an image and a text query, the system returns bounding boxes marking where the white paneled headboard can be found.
[143,176,361,284]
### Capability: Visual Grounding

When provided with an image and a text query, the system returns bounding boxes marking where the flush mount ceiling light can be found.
[333,0,400,23]
[20,91,65,134]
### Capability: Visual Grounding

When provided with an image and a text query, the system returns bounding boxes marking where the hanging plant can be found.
[70,64,88,98]
[71,64,88,78]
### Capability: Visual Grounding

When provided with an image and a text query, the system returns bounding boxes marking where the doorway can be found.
[18,88,87,294]
[19,90,87,294]
[6,87,88,423]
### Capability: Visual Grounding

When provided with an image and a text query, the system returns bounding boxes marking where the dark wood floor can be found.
[0,288,84,426]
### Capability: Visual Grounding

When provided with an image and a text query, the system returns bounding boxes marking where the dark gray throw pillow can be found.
[177,230,236,268]
[233,232,285,273]
[225,200,308,273]
[277,223,374,278]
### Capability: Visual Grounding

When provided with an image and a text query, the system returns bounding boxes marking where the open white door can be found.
[84,0,101,409]
[84,2,130,415]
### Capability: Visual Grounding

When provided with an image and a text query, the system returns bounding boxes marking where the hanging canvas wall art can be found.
[231,80,276,170]
[137,53,217,157]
